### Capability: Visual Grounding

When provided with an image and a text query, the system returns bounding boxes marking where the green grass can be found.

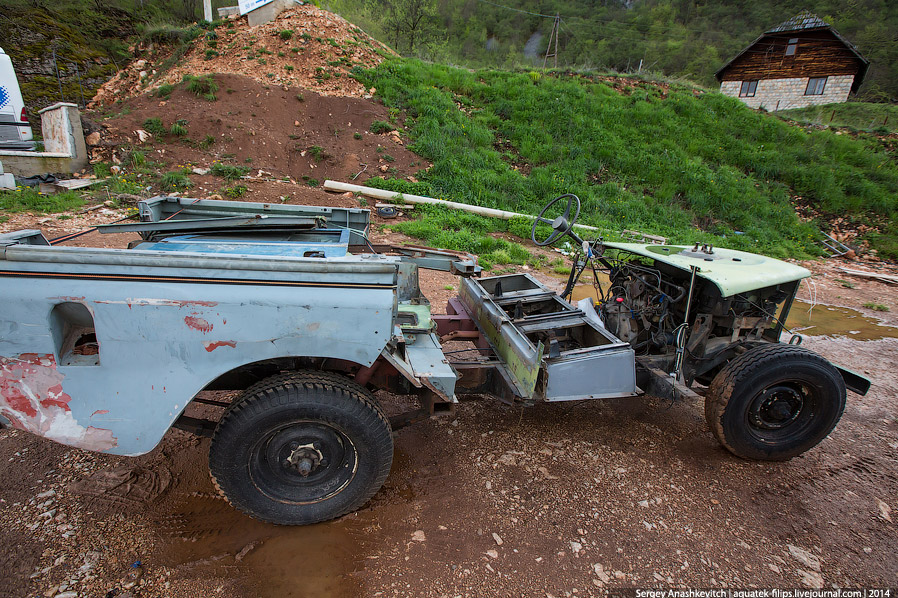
[308,145,327,161]
[863,302,890,312]
[143,117,167,137]
[224,184,248,198]
[210,162,249,181]
[777,102,898,135]
[170,121,188,136]
[385,200,539,270]
[160,170,191,192]
[354,59,898,260]
[370,120,394,134]
[0,188,86,214]
[183,74,219,101]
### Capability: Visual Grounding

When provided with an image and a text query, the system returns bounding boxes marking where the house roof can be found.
[766,12,829,33]
[714,12,870,93]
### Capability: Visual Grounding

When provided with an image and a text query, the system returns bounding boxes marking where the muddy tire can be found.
[209,372,393,525]
[705,344,846,461]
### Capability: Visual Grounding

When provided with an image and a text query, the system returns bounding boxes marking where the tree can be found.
[375,0,439,54]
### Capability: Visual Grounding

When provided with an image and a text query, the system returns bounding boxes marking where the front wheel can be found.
[705,344,846,461]
[210,372,394,524]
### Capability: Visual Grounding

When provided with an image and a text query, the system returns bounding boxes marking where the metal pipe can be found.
[675,265,698,382]
[323,180,601,233]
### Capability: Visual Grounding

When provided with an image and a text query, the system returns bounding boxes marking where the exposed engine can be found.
[600,259,686,353]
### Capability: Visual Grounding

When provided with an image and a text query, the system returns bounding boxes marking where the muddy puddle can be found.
[786,300,898,340]
[159,490,372,597]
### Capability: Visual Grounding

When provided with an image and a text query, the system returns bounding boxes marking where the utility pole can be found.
[543,14,560,68]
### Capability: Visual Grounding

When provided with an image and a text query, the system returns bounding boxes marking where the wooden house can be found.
[715,13,869,111]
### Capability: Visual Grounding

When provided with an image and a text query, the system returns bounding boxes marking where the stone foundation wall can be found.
[720,75,854,111]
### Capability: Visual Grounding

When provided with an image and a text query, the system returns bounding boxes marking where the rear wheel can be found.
[210,372,393,524]
[705,344,846,461]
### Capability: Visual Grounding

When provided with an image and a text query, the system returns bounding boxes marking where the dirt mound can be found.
[91,73,421,197]
[92,4,393,106]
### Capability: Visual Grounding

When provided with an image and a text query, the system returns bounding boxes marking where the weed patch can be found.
[210,162,249,181]
[183,74,219,101]
[0,188,85,214]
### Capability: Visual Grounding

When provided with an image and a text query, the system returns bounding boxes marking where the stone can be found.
[485,549,498,559]
[85,132,101,146]
[492,533,503,545]
[788,545,821,571]
[876,498,892,522]
[0,173,15,190]
[411,530,426,542]
[798,570,825,589]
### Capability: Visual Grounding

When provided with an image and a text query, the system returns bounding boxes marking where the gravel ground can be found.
[1,249,896,598]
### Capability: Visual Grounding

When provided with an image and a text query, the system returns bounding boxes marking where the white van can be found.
[0,47,35,151]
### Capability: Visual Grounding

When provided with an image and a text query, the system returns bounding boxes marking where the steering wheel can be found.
[531,194,581,246]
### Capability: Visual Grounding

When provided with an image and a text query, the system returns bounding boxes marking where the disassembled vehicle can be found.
[0,195,869,524]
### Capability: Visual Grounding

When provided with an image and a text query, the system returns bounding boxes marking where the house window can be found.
[739,80,758,97]
[805,77,827,95]
[785,38,798,56]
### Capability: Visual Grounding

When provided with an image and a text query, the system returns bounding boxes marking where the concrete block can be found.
[218,6,239,17]
[247,0,293,26]
[0,173,15,190]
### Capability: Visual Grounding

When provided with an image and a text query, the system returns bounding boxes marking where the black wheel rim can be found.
[249,420,358,505]
[746,383,817,443]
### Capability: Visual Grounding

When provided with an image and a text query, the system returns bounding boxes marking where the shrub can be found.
[154,84,174,99]
[280,29,294,40]
[224,185,248,198]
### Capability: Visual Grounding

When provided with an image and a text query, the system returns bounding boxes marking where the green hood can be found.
[604,242,811,297]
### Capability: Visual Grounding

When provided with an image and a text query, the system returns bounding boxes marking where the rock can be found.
[788,545,821,571]
[85,132,101,146]
[411,530,426,542]
[135,60,147,69]
[36,489,57,500]
[570,541,582,555]
[638,500,649,508]
[136,129,150,143]
[798,569,824,589]
[192,168,210,175]
[593,563,611,583]
[768,564,781,574]
[139,71,148,79]
[876,498,892,522]
[54,592,78,598]
[485,549,498,559]
[492,533,503,546]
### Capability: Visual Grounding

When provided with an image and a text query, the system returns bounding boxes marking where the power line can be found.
[475,0,561,20]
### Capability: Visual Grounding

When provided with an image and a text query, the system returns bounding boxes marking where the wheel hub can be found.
[285,442,324,477]
[750,385,804,430]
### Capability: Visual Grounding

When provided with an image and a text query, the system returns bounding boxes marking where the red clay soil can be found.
[91,72,422,192]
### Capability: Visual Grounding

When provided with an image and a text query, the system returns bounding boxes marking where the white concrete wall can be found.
[720,75,854,111]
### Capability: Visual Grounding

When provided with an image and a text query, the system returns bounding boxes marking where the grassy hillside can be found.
[777,102,898,135]
[355,59,898,259]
